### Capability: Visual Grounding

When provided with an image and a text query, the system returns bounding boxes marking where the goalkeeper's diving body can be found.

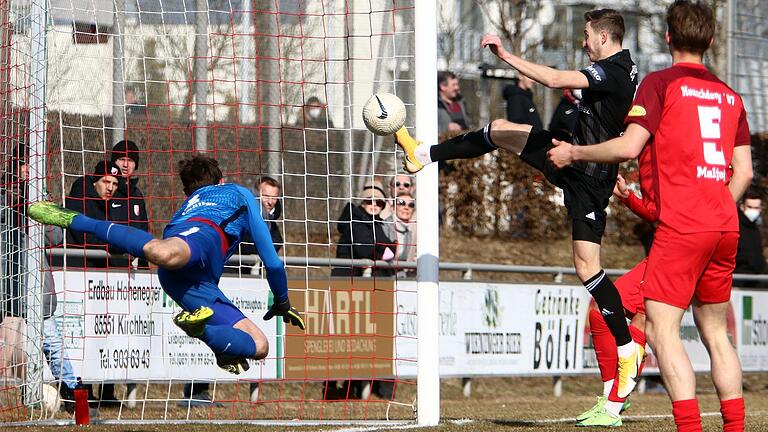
[28,155,305,374]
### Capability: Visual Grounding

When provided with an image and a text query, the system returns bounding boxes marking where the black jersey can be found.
[573,49,638,179]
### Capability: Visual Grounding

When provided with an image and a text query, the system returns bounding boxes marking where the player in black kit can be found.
[395,9,644,400]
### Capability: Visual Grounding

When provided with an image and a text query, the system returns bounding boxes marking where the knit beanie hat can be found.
[110,140,140,169]
[92,160,121,180]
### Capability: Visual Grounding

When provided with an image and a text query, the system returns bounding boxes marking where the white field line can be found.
[516,410,768,425]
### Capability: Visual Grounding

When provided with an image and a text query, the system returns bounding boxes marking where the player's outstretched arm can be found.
[548,123,651,167]
[237,186,305,330]
[481,34,588,89]
[729,145,753,202]
[237,186,288,297]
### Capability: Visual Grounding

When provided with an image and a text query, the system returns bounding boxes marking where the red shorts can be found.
[615,258,646,315]
[642,224,738,309]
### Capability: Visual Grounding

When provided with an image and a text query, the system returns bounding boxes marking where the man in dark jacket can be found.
[735,188,766,287]
[110,140,149,234]
[549,88,582,140]
[60,160,128,406]
[437,71,470,134]
[257,176,284,251]
[64,161,129,269]
[503,75,542,131]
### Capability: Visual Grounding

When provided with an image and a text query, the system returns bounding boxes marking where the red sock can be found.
[672,399,702,432]
[590,308,617,383]
[629,323,646,347]
[607,324,646,403]
[721,397,745,432]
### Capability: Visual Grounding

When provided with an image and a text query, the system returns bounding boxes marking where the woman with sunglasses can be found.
[331,184,395,278]
[383,192,417,278]
[327,183,396,401]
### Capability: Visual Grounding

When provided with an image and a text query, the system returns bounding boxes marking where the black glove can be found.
[263,299,306,330]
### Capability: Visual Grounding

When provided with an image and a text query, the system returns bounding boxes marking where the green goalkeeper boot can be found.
[576,408,622,427]
[27,201,79,228]
[173,306,214,338]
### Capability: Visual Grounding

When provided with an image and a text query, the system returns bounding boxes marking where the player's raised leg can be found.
[27,201,209,272]
[395,119,532,173]
[28,201,163,262]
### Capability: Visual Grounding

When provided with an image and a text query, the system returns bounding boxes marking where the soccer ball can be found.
[362,93,406,136]
[42,384,61,418]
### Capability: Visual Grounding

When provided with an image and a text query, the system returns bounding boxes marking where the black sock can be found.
[430,124,497,162]
[584,270,632,346]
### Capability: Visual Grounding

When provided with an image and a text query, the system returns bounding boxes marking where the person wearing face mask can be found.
[304,96,334,129]
[735,188,766,287]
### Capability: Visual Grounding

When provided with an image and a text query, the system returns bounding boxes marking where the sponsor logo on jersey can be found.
[627,105,646,117]
[584,64,605,82]
[680,85,723,104]
[111,202,122,208]
[134,205,140,216]
[182,194,218,216]
[696,166,727,182]
[585,212,596,221]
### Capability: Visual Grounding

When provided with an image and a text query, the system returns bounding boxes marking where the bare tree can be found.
[475,0,543,60]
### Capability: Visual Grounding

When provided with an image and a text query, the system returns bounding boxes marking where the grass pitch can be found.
[5,373,768,431]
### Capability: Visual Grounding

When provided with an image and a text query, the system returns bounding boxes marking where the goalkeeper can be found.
[28,155,304,374]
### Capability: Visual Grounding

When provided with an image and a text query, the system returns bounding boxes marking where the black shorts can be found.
[520,129,615,244]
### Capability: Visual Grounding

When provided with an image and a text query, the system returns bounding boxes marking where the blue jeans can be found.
[43,318,77,390]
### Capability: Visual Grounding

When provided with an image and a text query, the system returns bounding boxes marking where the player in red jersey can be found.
[548,2,752,431]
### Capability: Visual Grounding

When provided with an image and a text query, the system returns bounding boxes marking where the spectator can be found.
[257,176,284,252]
[63,161,129,269]
[381,174,415,220]
[503,75,542,131]
[1,145,81,414]
[735,188,766,287]
[549,89,582,141]
[42,225,82,413]
[437,71,469,134]
[110,140,149,266]
[331,183,395,278]
[110,140,148,230]
[226,176,283,275]
[328,184,395,400]
[303,96,334,129]
[63,160,129,406]
[384,192,417,277]
[124,88,146,117]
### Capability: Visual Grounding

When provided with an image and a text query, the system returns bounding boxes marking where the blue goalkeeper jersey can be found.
[166,183,288,302]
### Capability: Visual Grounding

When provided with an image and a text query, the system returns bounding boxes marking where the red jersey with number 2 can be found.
[625,62,750,234]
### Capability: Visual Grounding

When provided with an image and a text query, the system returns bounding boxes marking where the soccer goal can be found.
[0,0,439,426]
